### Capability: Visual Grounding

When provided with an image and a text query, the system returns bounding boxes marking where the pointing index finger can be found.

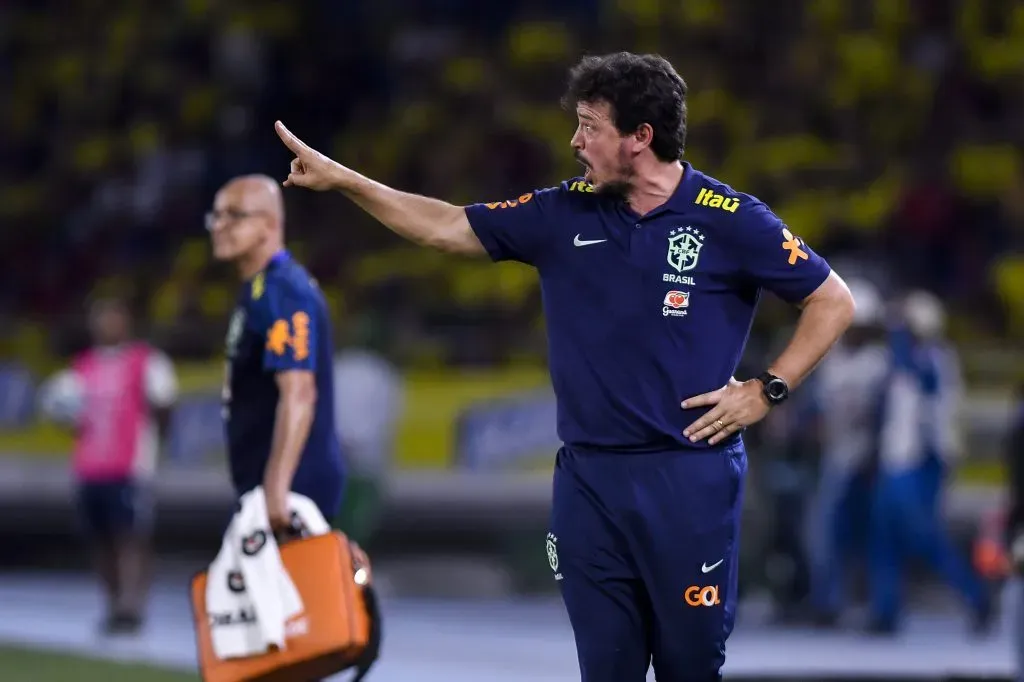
[275,120,306,153]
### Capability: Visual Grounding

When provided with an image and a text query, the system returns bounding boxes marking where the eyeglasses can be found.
[204,209,266,231]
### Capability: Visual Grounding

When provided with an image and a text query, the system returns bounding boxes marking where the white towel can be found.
[207,488,321,660]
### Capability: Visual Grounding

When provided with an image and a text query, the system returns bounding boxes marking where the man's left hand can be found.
[681,377,771,445]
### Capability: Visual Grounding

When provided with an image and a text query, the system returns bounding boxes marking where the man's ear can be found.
[632,123,654,153]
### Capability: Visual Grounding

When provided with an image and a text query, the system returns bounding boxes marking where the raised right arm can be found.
[276,121,484,256]
[329,169,485,256]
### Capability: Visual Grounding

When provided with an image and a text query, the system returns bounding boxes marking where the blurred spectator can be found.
[807,279,889,627]
[332,318,404,547]
[869,293,990,634]
[2,0,1021,372]
[36,298,178,635]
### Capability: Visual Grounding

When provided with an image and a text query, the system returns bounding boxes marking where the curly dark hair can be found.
[562,52,688,162]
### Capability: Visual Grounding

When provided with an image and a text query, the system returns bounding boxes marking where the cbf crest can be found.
[225,308,246,358]
[546,532,563,581]
[667,226,705,273]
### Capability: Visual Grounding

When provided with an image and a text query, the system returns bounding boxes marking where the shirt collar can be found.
[245,250,289,298]
[249,249,289,281]
[617,161,704,221]
[666,161,704,211]
[96,343,127,355]
[268,249,290,270]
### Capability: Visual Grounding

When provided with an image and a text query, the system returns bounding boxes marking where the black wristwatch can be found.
[757,371,789,406]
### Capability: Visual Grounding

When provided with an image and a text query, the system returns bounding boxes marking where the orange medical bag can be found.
[191,531,379,682]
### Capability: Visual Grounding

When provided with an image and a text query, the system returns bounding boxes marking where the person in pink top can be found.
[39,298,178,635]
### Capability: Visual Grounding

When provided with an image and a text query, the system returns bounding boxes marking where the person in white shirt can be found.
[332,339,403,546]
[38,298,178,634]
[807,279,890,626]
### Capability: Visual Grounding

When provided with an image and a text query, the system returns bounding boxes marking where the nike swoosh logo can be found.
[701,560,724,573]
[574,234,607,247]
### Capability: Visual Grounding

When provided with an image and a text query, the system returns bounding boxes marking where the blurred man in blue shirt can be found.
[207,175,345,528]
[274,52,855,681]
[868,290,989,634]
[902,291,965,514]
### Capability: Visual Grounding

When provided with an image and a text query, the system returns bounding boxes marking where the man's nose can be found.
[570,128,584,151]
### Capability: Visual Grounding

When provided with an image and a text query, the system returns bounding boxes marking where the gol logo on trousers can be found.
[684,585,721,607]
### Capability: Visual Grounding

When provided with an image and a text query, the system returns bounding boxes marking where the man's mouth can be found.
[576,154,590,173]
[578,158,592,181]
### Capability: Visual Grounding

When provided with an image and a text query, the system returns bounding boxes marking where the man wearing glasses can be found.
[206,174,345,531]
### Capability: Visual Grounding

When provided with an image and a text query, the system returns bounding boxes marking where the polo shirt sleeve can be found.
[464,185,564,266]
[260,278,318,373]
[729,202,832,303]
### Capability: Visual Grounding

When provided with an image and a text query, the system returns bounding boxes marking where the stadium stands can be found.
[1,0,1022,376]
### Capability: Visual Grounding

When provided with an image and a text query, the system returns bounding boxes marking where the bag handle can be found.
[349,540,381,681]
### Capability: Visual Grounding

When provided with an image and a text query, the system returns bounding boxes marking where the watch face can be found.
[767,379,787,401]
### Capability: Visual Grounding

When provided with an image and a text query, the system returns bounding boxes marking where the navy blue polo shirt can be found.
[222,251,344,506]
[465,163,832,452]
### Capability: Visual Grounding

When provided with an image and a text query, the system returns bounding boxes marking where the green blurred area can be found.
[0,646,198,682]
[5,0,1024,373]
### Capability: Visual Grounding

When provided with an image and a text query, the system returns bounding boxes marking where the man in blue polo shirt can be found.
[207,175,345,527]
[274,52,855,682]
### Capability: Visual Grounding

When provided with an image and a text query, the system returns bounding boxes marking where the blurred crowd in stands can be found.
[2,0,1022,374]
